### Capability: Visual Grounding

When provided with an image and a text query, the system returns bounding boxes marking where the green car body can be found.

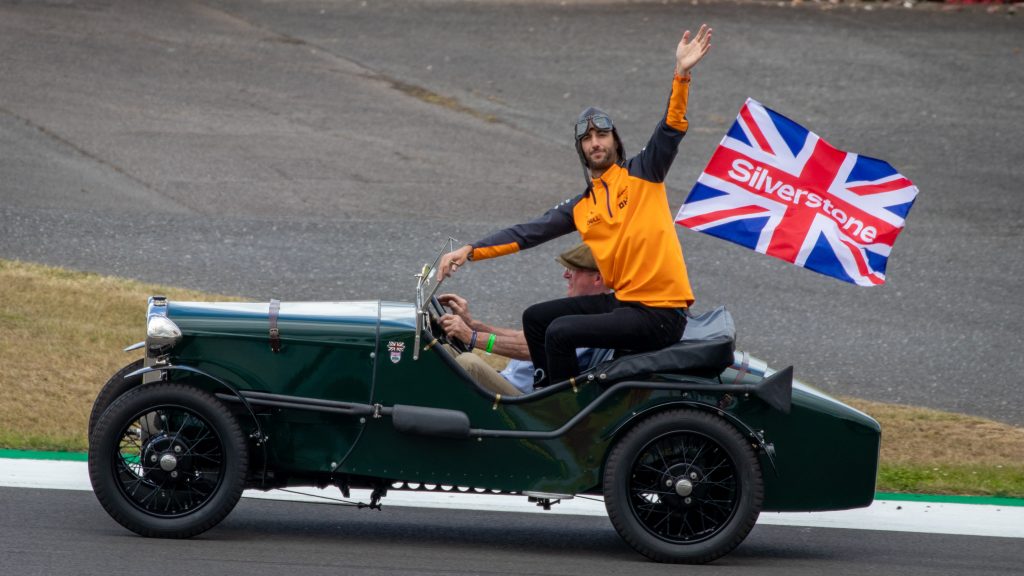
[88,295,880,563]
[143,298,878,510]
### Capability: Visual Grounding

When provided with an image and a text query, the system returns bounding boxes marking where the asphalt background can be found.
[3,487,1022,576]
[1,0,1022,428]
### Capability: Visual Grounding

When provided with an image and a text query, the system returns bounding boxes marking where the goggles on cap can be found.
[574,114,614,140]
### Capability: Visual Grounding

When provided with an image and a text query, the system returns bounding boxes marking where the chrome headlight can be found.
[146,315,182,356]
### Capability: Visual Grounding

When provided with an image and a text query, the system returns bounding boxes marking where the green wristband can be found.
[485,333,496,354]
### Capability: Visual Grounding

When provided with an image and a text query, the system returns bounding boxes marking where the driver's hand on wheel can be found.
[438,293,473,325]
[439,245,473,279]
[439,314,473,343]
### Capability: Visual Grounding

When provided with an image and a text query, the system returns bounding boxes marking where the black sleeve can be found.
[470,195,581,260]
[626,79,690,184]
[626,121,685,184]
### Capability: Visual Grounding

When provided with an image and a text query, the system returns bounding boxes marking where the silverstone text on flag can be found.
[675,98,918,286]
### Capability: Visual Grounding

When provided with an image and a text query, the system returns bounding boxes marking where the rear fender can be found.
[601,400,778,481]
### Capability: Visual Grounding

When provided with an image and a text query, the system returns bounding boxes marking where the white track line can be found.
[4,458,1021,538]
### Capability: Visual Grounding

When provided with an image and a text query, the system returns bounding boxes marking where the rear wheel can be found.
[88,383,248,538]
[603,409,763,564]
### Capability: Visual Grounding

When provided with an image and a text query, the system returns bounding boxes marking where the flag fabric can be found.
[675,98,918,286]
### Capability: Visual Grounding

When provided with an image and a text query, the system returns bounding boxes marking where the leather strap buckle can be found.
[269,299,282,353]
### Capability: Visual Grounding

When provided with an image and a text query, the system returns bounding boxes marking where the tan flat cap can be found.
[555,243,598,272]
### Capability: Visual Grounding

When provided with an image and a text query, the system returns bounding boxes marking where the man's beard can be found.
[588,149,616,172]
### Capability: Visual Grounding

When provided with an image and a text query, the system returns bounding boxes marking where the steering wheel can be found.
[430,295,470,353]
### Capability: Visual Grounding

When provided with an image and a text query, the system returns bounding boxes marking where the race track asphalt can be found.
[3,486,1023,576]
[1,0,1022,425]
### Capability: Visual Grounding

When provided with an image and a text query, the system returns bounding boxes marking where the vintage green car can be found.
[87,244,880,564]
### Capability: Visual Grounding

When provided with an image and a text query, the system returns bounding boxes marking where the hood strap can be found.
[269,299,282,353]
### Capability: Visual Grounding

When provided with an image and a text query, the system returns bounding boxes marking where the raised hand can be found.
[675,24,713,76]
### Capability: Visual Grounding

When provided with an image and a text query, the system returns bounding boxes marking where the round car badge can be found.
[387,341,406,364]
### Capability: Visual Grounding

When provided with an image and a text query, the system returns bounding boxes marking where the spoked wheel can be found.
[88,383,248,538]
[603,409,763,564]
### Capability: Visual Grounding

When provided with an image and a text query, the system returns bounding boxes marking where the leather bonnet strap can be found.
[269,299,282,353]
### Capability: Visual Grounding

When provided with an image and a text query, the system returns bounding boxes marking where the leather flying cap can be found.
[555,243,599,272]
[574,106,625,168]
[575,107,614,140]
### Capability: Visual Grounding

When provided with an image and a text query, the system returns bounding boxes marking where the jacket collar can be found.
[590,162,622,184]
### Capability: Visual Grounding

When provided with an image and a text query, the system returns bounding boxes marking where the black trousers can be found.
[522,293,687,387]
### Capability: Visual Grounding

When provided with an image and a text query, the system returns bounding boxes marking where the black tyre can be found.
[603,409,763,564]
[88,358,145,440]
[88,383,248,538]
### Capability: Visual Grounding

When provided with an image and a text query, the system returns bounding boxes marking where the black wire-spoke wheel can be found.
[114,406,226,516]
[89,383,248,538]
[603,409,763,564]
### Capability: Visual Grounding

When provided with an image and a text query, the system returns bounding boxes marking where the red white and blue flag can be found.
[676,98,918,286]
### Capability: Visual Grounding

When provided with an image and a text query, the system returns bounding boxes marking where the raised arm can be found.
[627,24,714,184]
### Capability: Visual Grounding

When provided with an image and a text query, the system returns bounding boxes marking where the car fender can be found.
[601,398,778,478]
[124,364,266,452]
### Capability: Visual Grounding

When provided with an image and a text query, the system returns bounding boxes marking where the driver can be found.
[438,243,609,396]
[439,24,713,388]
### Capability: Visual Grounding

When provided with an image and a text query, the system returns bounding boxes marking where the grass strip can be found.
[876,491,1024,508]
[0,449,87,462]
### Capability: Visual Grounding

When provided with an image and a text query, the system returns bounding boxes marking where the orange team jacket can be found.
[469,75,696,309]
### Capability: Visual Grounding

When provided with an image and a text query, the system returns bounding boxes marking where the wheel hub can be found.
[674,478,694,497]
[140,435,192,483]
[662,464,704,505]
[159,453,178,472]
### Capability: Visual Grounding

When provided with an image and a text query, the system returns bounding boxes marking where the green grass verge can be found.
[879,463,1024,499]
[0,433,85,454]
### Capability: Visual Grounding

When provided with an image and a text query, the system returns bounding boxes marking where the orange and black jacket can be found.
[470,75,696,309]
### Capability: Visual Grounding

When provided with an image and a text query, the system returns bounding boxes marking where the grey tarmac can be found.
[1,487,1022,576]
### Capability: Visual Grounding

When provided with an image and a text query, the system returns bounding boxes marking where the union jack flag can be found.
[676,98,918,286]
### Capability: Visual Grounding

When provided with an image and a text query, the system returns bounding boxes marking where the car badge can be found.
[387,341,406,364]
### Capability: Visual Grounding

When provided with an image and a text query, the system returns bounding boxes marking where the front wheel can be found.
[603,409,763,564]
[88,383,248,538]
